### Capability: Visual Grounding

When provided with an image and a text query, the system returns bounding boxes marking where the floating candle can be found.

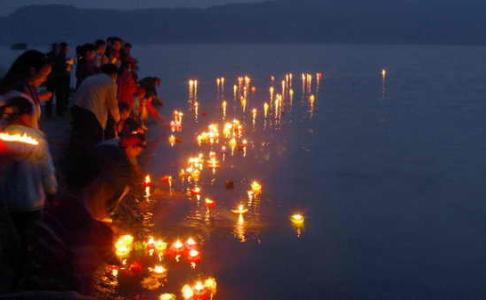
[205,198,216,208]
[185,237,197,249]
[171,239,185,253]
[168,134,176,147]
[188,249,201,262]
[231,204,248,214]
[290,213,305,226]
[144,175,152,187]
[204,277,217,293]
[159,293,176,300]
[181,284,194,299]
[191,186,201,195]
[251,181,262,195]
[115,234,134,257]
[155,239,168,253]
[149,264,167,276]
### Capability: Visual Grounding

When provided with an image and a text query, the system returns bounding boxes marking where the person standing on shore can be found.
[75,43,99,89]
[46,42,72,117]
[66,64,120,189]
[0,95,57,256]
[0,50,53,128]
[94,39,109,68]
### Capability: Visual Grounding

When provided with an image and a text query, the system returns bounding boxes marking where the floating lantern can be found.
[251,181,262,195]
[290,213,305,226]
[169,134,176,147]
[111,268,119,277]
[171,239,185,254]
[381,69,387,79]
[144,175,152,187]
[149,264,167,277]
[188,249,201,262]
[190,186,201,196]
[115,234,134,258]
[182,284,194,299]
[155,239,168,253]
[204,277,217,293]
[232,204,248,214]
[159,293,177,300]
[0,133,39,145]
[205,198,216,209]
[263,102,269,118]
[185,237,198,249]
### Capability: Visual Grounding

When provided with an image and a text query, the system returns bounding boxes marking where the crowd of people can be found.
[0,37,165,297]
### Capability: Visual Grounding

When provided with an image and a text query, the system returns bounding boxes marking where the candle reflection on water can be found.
[234,214,247,243]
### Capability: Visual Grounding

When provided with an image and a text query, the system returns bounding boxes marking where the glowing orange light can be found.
[181,284,194,299]
[205,198,216,208]
[168,134,176,147]
[171,239,184,253]
[188,249,201,262]
[232,204,248,214]
[290,213,305,225]
[115,234,134,257]
[251,181,262,195]
[0,133,39,145]
[159,293,176,300]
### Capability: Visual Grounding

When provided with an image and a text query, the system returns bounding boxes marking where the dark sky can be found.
[0,0,266,15]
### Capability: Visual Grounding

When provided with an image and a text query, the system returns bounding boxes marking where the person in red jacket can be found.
[116,61,138,108]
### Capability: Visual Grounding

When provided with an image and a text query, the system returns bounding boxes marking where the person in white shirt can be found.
[66,64,120,190]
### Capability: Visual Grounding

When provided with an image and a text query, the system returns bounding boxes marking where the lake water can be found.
[3,44,486,299]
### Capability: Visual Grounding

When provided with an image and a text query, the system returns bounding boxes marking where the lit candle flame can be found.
[251,181,262,195]
[290,213,305,226]
[0,133,39,145]
[168,134,176,147]
[159,293,176,300]
[181,284,194,299]
[149,265,167,275]
[115,234,134,258]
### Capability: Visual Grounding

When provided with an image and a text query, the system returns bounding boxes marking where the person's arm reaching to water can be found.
[107,81,120,135]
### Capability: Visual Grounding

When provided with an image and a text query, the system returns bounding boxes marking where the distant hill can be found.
[0,0,485,45]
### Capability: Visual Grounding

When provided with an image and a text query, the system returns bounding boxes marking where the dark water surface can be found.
[134,44,486,299]
[2,44,486,299]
